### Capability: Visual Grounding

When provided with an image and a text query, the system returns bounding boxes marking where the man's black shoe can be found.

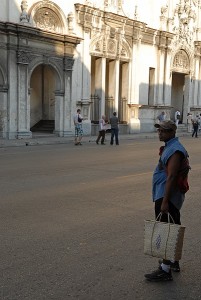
[170,261,180,272]
[158,259,180,272]
[145,268,173,282]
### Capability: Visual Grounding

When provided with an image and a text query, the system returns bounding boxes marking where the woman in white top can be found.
[96,115,107,145]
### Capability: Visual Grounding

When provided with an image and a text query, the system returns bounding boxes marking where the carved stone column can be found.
[54,90,65,136]
[76,30,92,136]
[95,57,106,117]
[0,85,8,138]
[164,47,172,106]
[17,50,32,139]
[193,54,200,107]
[131,28,142,105]
[184,75,192,122]
[100,57,106,116]
[62,56,74,136]
[114,60,120,113]
[157,41,166,105]
[129,28,142,133]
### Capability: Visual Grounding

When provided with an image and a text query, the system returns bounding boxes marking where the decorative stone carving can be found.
[134,6,138,20]
[68,12,74,35]
[29,1,67,34]
[17,51,34,64]
[90,30,131,60]
[108,39,116,54]
[172,0,196,47]
[85,0,93,5]
[161,5,168,17]
[20,0,29,23]
[104,0,123,14]
[64,57,74,71]
[172,50,190,73]
[95,41,102,52]
[34,8,61,32]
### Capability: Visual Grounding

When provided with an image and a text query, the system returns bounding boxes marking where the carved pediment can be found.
[90,31,131,60]
[29,1,67,34]
[34,8,60,32]
[172,50,190,74]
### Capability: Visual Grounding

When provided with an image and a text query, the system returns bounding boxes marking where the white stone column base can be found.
[63,130,74,137]
[17,131,32,139]
[82,120,91,136]
[129,118,140,133]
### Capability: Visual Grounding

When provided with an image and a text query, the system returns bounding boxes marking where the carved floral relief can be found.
[33,8,61,32]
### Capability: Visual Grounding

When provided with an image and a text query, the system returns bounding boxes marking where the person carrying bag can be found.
[144,120,190,282]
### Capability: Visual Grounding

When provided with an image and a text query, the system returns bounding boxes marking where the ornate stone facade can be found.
[0,0,201,139]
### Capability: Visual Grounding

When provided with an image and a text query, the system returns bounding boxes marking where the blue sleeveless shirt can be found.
[152,137,188,209]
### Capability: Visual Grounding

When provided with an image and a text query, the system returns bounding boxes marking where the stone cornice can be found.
[0,22,82,46]
[75,4,176,47]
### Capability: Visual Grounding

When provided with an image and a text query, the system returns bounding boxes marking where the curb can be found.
[0,132,191,148]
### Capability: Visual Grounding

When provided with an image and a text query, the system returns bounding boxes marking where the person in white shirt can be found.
[96,115,107,145]
[187,113,192,133]
[175,110,181,127]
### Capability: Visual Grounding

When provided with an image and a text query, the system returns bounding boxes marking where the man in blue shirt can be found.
[145,120,190,282]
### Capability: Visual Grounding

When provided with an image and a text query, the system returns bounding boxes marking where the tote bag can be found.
[144,213,185,261]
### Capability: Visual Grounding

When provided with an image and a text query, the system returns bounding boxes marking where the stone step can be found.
[31,120,55,133]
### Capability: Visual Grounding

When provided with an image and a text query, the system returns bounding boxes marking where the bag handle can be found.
[156,212,175,224]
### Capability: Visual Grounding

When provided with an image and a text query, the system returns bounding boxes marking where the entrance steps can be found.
[177,123,187,132]
[31,120,55,133]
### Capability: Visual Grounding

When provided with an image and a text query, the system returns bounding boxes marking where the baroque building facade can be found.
[0,0,201,139]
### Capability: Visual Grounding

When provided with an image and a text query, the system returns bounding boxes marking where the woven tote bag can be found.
[144,213,185,261]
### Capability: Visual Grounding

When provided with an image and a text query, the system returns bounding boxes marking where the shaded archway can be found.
[171,49,191,123]
[30,64,59,133]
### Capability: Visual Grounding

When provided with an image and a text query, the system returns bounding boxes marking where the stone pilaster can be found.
[0,85,8,138]
[192,55,200,107]
[157,46,165,105]
[129,28,142,133]
[62,56,74,136]
[54,90,65,136]
[17,50,32,139]
[114,60,120,113]
[164,47,172,106]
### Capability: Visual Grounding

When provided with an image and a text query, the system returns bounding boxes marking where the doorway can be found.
[30,64,56,132]
[171,72,185,123]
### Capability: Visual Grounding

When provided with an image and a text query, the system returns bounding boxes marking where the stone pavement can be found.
[0,131,191,148]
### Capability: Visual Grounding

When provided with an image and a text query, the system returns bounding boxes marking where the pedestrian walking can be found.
[156,111,166,123]
[96,115,107,145]
[174,110,180,127]
[145,120,190,282]
[110,112,119,145]
[187,112,192,133]
[191,115,199,138]
[74,108,83,145]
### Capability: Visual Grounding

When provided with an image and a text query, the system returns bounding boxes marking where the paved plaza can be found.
[0,135,200,300]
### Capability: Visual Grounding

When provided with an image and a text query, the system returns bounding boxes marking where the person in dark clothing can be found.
[192,116,199,138]
[110,112,119,145]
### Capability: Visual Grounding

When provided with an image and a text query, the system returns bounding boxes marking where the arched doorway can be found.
[30,64,57,133]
